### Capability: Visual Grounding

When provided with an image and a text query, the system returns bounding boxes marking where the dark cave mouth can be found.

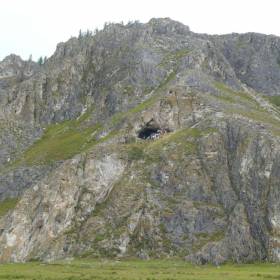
[138,127,160,139]
[138,125,170,140]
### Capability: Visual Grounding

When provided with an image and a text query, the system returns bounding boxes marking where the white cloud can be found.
[0,0,279,60]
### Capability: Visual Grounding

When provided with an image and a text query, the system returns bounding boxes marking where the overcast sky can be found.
[1,0,279,61]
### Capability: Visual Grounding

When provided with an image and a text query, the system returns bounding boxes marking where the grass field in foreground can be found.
[0,260,279,280]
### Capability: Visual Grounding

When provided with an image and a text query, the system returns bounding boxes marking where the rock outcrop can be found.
[0,18,280,264]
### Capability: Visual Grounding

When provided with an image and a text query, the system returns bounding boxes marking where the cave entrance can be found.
[138,127,160,140]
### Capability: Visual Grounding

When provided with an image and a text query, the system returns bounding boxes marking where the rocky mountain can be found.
[0,18,280,264]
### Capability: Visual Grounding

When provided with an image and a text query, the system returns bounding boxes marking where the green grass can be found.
[127,146,145,161]
[227,107,280,135]
[159,48,190,67]
[214,82,259,107]
[0,260,279,280]
[146,128,215,157]
[19,119,101,165]
[267,95,280,107]
[0,198,18,217]
[119,128,216,168]
[213,82,280,135]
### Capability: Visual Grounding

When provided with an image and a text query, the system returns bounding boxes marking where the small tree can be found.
[85,29,92,37]
[78,29,82,39]
[43,56,47,64]
[37,56,43,65]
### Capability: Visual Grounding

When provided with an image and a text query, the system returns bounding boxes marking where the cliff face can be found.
[0,18,280,264]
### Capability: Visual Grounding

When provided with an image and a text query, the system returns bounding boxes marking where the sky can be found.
[1,0,280,61]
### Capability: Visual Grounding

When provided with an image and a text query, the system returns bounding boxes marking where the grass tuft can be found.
[0,198,18,217]
[267,95,280,107]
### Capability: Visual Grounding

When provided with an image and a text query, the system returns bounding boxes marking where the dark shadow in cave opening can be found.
[138,127,160,139]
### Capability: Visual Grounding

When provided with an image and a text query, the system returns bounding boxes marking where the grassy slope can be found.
[16,114,101,165]
[214,82,280,135]
[0,260,279,280]
[267,95,280,107]
[22,124,99,165]
[0,198,18,217]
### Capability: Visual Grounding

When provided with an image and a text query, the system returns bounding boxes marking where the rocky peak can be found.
[0,54,38,80]
[1,54,23,65]
[147,17,190,35]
